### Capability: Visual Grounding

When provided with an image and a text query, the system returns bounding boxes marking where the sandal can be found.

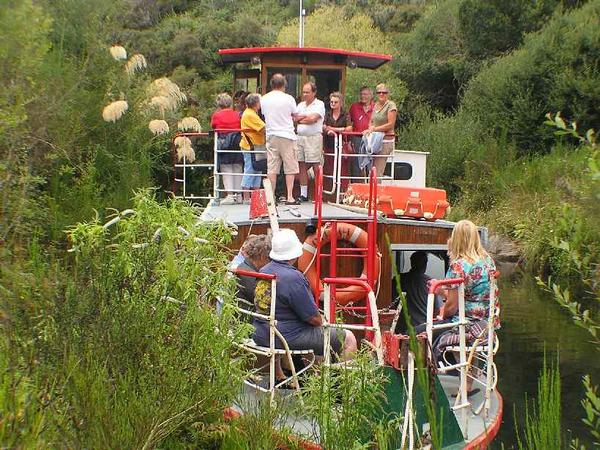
[284,198,301,205]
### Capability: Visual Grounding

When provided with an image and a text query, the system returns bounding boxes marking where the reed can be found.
[515,356,561,450]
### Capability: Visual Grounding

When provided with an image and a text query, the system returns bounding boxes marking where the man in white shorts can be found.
[295,82,325,202]
[260,74,300,205]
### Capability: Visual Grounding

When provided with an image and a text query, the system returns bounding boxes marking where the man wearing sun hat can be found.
[252,228,357,359]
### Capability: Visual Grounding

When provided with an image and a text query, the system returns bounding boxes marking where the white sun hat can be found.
[269,228,303,261]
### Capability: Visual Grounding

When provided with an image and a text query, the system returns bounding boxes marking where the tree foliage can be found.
[394,0,564,111]
[277,5,407,106]
[461,0,600,154]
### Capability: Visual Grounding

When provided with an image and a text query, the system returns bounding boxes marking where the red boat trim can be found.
[464,391,504,450]
[218,46,392,69]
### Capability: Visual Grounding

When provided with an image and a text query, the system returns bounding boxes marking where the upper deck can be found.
[219,45,392,100]
[201,200,455,232]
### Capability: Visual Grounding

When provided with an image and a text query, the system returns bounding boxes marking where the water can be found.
[493,274,600,448]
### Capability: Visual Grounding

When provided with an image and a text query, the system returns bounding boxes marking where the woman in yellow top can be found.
[363,83,397,177]
[240,93,266,202]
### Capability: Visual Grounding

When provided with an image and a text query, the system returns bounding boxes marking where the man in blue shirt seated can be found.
[253,228,357,360]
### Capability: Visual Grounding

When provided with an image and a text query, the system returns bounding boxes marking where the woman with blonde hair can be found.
[432,220,499,393]
[323,91,351,191]
[362,82,397,176]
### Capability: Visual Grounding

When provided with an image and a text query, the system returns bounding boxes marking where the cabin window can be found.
[234,68,260,94]
[384,162,413,181]
[266,67,302,100]
[307,69,342,102]
[391,250,449,306]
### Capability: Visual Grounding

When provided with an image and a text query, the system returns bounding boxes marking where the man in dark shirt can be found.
[252,229,357,358]
[395,251,442,332]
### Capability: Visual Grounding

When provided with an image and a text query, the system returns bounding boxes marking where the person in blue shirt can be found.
[253,228,357,359]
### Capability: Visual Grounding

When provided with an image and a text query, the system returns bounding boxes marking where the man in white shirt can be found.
[295,82,325,202]
[260,74,299,205]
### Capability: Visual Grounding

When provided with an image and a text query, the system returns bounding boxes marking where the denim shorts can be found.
[241,151,263,189]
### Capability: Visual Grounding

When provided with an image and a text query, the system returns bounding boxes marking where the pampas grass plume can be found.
[177,144,196,163]
[174,136,192,148]
[178,117,201,132]
[102,100,129,122]
[125,54,148,75]
[110,45,127,61]
[148,78,187,106]
[148,119,170,135]
[150,95,176,115]
[174,136,195,163]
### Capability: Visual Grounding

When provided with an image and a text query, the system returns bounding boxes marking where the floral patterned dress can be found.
[433,255,499,360]
[446,255,499,328]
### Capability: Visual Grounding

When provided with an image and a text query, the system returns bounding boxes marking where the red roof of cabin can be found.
[219,46,392,70]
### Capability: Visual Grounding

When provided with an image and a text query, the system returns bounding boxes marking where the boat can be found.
[171,43,502,449]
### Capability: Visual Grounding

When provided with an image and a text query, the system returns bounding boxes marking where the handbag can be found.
[217,132,243,170]
[243,133,267,173]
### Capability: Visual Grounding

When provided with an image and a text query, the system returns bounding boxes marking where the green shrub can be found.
[396,105,497,198]
[461,0,600,155]
[394,0,560,111]
[0,193,248,447]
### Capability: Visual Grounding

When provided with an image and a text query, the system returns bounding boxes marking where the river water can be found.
[492,274,600,448]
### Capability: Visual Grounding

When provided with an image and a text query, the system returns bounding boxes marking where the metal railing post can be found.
[213,133,219,200]
[269,278,277,405]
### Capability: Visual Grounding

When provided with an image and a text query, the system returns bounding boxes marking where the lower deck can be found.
[231,370,502,449]
[201,200,459,307]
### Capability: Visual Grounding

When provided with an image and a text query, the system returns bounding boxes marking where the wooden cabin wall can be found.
[234,220,452,309]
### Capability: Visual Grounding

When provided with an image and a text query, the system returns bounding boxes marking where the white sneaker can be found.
[220,196,236,205]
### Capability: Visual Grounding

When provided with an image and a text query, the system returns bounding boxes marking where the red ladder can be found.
[313,166,380,339]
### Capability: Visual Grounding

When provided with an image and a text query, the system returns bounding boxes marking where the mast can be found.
[298,0,305,48]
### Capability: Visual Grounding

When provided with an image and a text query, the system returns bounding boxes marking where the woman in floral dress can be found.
[434,220,499,365]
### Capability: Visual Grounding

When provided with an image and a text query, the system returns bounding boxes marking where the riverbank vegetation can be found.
[2,0,600,447]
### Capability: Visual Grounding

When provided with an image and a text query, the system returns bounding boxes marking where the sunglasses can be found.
[376,91,389,94]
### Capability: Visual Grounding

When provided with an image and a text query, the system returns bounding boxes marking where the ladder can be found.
[313,165,380,340]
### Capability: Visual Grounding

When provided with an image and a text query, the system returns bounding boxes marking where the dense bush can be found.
[461,0,600,155]
[394,0,564,111]
[1,193,247,447]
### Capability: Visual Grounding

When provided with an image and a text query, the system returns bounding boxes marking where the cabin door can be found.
[307,68,343,102]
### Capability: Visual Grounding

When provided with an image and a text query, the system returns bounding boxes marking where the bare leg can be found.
[341,330,358,360]
[267,173,277,194]
[285,174,296,202]
[373,142,393,179]
[298,161,308,187]
[275,356,285,380]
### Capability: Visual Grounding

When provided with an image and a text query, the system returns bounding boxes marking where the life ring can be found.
[298,222,381,306]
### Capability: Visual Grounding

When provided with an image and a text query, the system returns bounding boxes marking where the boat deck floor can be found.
[438,374,503,446]
[232,372,502,449]
[201,199,455,229]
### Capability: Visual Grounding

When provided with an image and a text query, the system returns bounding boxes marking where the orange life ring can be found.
[298,223,381,306]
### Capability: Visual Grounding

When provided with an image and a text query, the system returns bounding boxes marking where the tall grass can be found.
[515,357,562,450]
[301,351,394,449]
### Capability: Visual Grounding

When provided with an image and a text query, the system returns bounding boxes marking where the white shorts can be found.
[296,134,323,164]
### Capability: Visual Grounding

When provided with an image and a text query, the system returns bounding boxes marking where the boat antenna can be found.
[298,0,305,48]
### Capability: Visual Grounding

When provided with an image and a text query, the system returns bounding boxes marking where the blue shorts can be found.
[241,151,263,189]
[286,327,345,356]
